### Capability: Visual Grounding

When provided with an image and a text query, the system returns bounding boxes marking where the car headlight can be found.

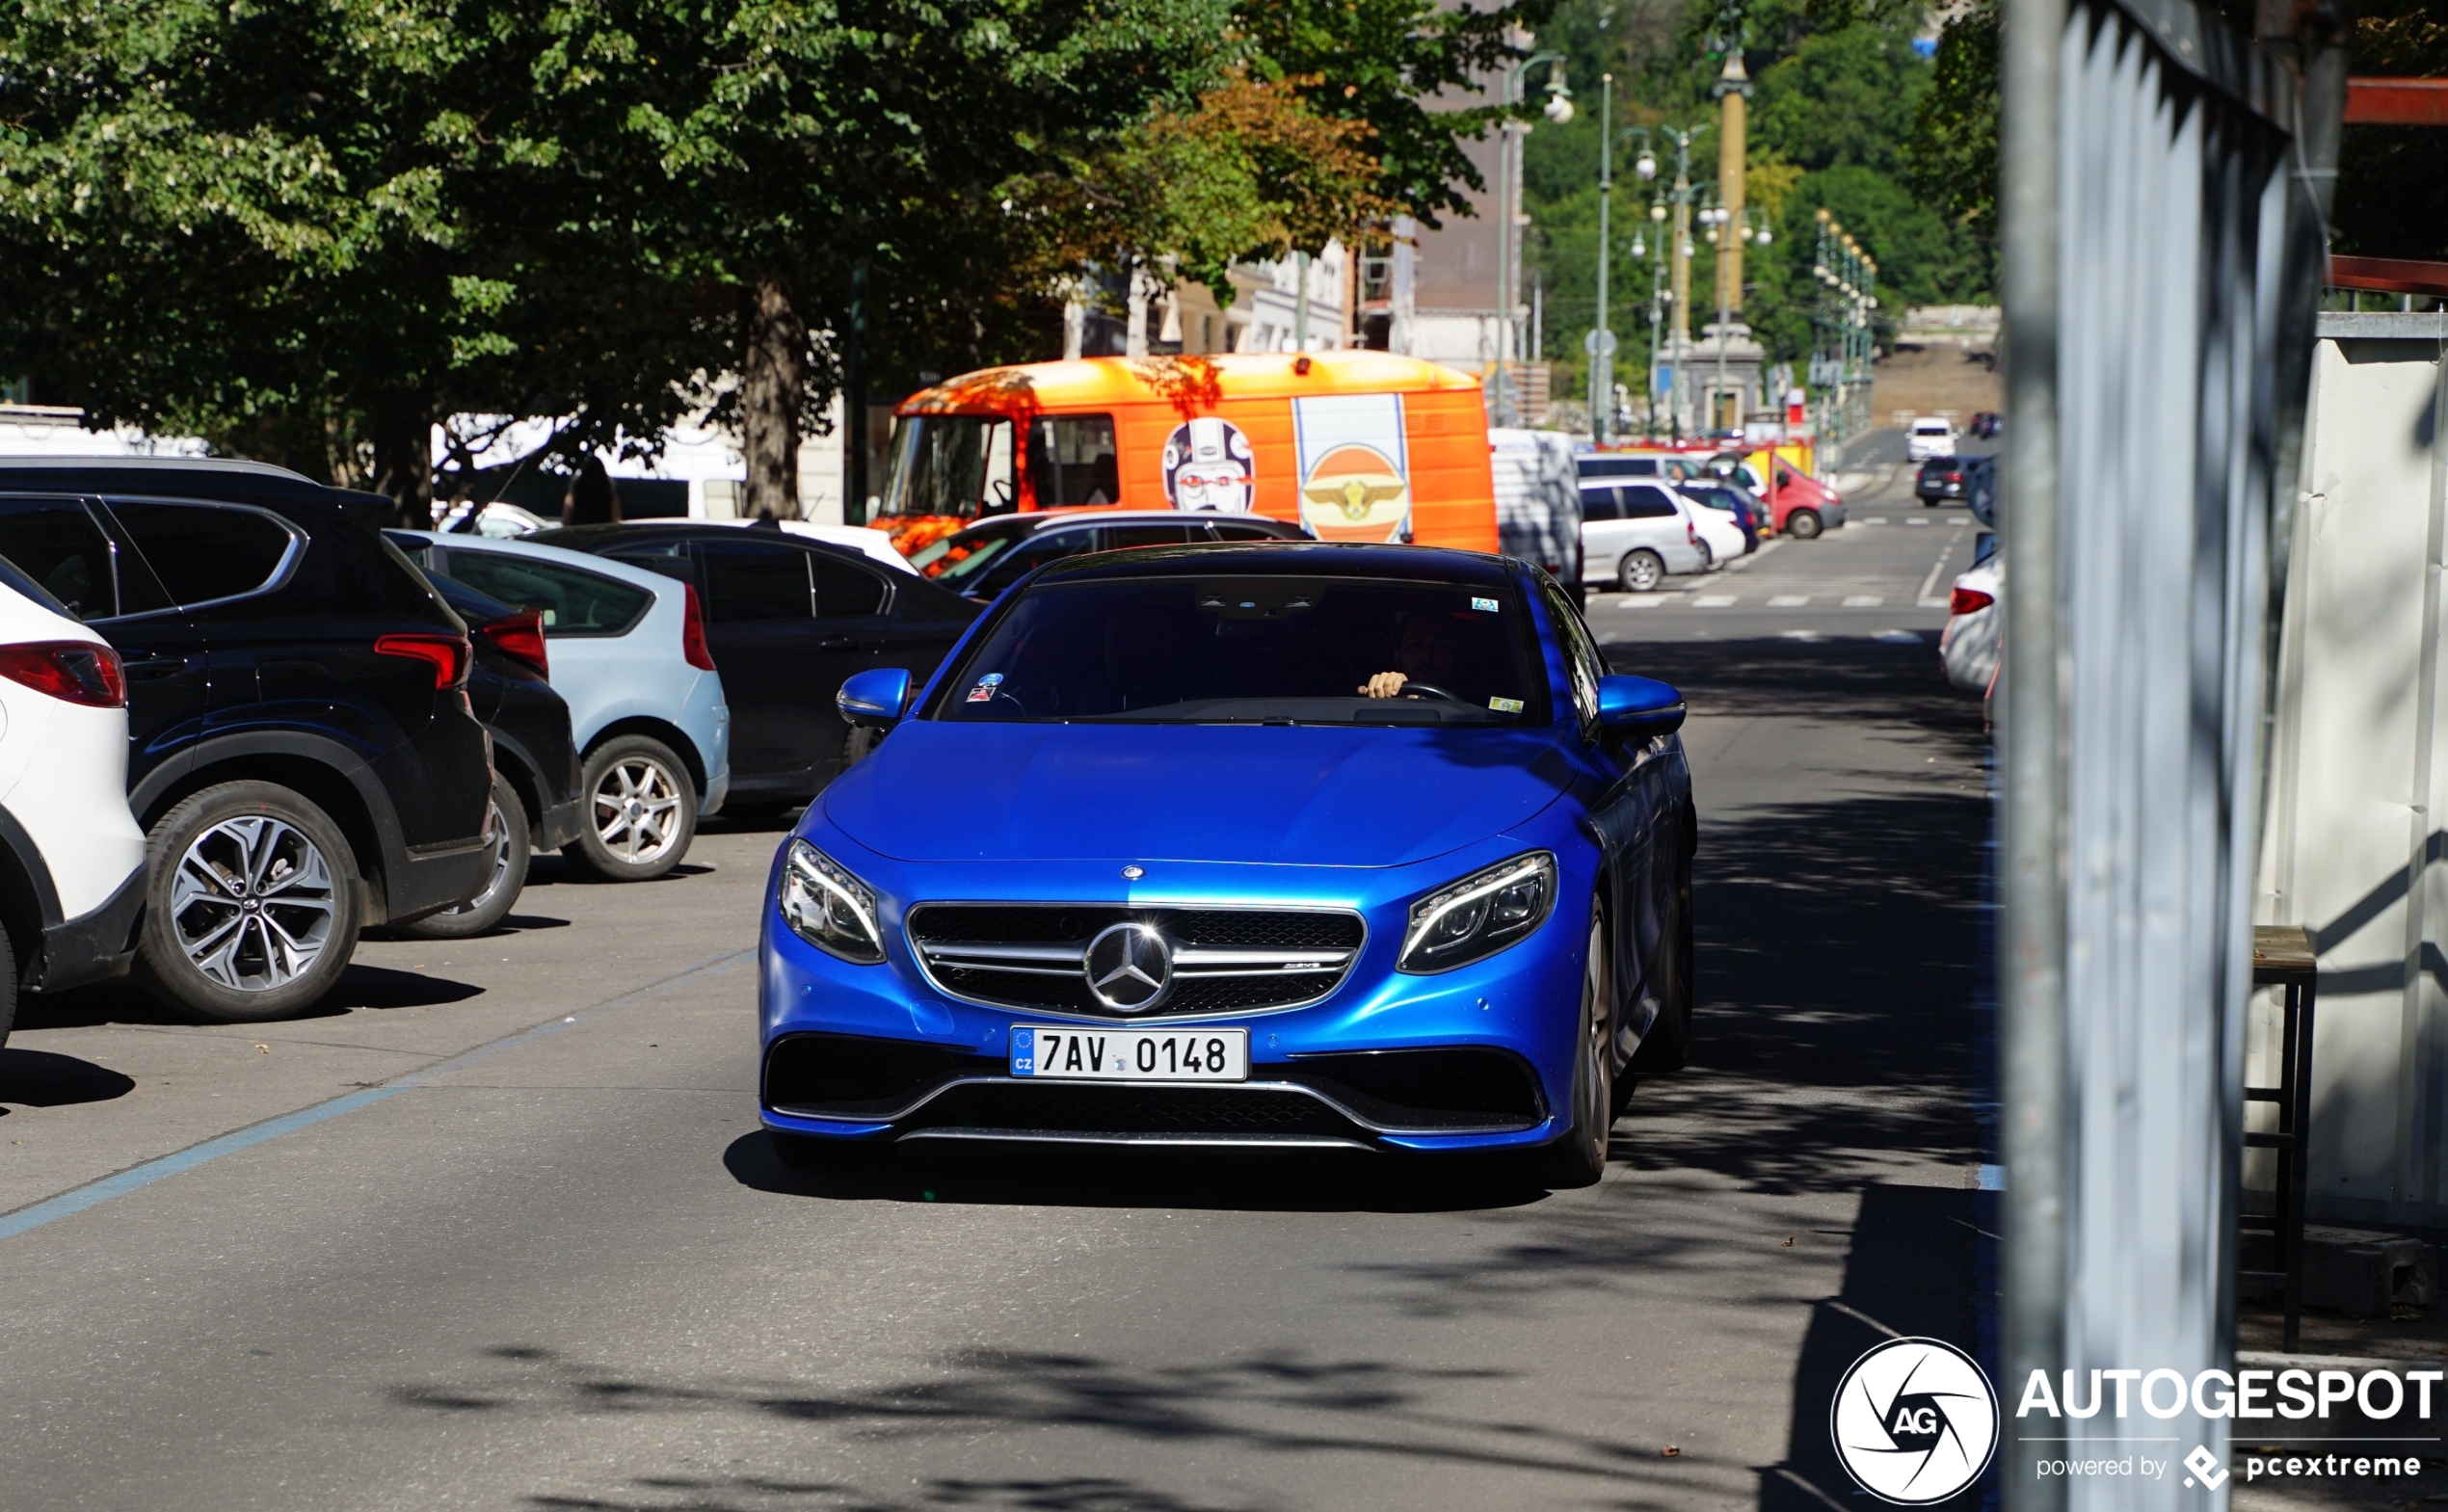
[1397,851,1557,973]
[779,839,887,964]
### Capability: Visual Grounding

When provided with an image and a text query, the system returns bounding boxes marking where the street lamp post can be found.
[1638,123,1708,441]
[1593,89,1662,444]
[1496,51,1572,429]
[1810,210,1879,447]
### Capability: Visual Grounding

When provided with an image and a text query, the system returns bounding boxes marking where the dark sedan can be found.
[409,571,583,937]
[1917,458,1969,504]
[908,510,1312,600]
[534,521,980,812]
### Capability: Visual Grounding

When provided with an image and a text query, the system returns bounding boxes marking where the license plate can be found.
[1010,1025,1249,1083]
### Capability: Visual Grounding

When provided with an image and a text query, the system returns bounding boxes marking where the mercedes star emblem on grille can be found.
[1083,922,1172,1011]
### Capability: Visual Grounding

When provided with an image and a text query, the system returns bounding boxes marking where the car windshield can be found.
[908,517,1037,583]
[933,575,1546,727]
[883,414,1016,520]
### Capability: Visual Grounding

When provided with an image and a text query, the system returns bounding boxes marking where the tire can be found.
[1532,905,1615,1188]
[1632,851,1696,1074]
[843,724,879,767]
[1695,539,1715,570]
[399,772,529,940]
[565,734,698,882]
[1616,549,1666,594]
[132,781,362,1023]
[1785,509,1823,540]
[0,925,15,1054]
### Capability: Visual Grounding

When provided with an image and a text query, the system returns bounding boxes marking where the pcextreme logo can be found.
[1832,1338,2001,1504]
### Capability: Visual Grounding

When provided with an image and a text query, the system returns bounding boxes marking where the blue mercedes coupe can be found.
[757,541,1695,1186]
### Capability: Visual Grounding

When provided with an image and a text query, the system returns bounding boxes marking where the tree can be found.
[0,0,705,519]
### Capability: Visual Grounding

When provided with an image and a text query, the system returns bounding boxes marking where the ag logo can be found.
[1830,1337,1998,1504]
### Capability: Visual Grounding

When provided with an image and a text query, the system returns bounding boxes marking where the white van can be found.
[1906,416,1958,462]
[1488,429,1583,592]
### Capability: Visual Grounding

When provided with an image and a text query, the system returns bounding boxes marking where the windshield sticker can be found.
[966,673,1005,703]
[1472,597,1500,613]
[1489,697,1525,713]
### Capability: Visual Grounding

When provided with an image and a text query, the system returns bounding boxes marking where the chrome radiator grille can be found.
[905,904,1364,1018]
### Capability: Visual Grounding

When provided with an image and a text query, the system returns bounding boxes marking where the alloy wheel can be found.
[170,816,339,993]
[594,756,684,864]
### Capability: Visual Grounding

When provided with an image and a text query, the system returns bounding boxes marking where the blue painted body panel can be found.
[754,544,1693,1154]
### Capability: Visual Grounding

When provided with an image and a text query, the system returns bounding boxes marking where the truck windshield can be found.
[883,415,1015,520]
[933,575,1546,726]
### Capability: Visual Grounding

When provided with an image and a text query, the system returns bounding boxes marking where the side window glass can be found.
[699,542,812,623]
[976,538,1075,597]
[812,554,887,618]
[1578,487,1621,522]
[1210,521,1281,541]
[443,551,652,636]
[1103,523,1203,550]
[104,499,293,606]
[0,497,120,620]
[1539,578,1604,729]
[1028,414,1120,507]
[1624,486,1678,519]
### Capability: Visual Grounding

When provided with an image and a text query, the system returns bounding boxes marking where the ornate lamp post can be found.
[1811,210,1879,445]
[1592,87,1663,444]
[1493,52,1573,428]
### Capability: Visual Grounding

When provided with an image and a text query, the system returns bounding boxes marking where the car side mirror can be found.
[837,667,913,729]
[1597,675,1686,738]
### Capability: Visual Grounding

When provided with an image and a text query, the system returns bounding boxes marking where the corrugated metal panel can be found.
[2004,0,2321,1502]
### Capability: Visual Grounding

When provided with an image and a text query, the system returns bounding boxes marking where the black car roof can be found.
[0,456,389,525]
[1032,540,1516,589]
[537,521,865,555]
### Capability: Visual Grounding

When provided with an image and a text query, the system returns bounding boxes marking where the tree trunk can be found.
[742,278,807,521]
[368,388,435,527]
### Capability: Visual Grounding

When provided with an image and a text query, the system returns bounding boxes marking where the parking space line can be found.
[1916,551,1955,606]
[1843,596,1885,607]
[1769,596,1810,608]
[0,945,754,1244]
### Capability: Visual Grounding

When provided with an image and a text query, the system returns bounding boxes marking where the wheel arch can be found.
[0,806,61,986]
[132,735,401,921]
[584,716,706,799]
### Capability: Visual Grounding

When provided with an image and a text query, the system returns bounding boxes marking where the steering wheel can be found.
[1397,681,1468,704]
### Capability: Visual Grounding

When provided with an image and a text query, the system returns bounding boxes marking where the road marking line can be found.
[1906,517,1932,526]
[1768,596,1810,607]
[0,946,754,1244]
[1862,517,1888,525]
[1843,595,1884,607]
[1692,595,1737,608]
[1916,551,1954,605]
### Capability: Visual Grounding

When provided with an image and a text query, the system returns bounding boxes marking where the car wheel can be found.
[400,772,529,940]
[1532,905,1614,1189]
[1695,539,1715,570]
[565,734,698,882]
[0,925,15,1054]
[132,781,362,1023]
[1785,509,1823,540]
[843,725,879,768]
[1616,549,1665,594]
[1632,850,1695,1075]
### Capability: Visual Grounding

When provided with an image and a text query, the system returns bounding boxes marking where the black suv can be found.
[535,522,980,811]
[0,459,493,1021]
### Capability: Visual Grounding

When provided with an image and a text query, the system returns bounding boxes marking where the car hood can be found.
[822,720,1580,868]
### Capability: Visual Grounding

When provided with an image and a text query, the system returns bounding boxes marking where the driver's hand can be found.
[1359,671,1405,699]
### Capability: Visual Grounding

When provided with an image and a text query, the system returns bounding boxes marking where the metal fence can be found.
[2000,0,2335,1503]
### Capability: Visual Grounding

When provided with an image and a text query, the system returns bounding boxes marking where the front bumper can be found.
[757,834,1598,1154]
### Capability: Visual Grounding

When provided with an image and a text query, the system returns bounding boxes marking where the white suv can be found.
[1906,416,1959,462]
[0,560,148,1049]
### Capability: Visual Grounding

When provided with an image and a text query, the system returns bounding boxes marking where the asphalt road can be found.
[0,452,1994,1512]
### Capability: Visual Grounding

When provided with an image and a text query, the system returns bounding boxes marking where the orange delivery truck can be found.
[869,351,1501,558]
